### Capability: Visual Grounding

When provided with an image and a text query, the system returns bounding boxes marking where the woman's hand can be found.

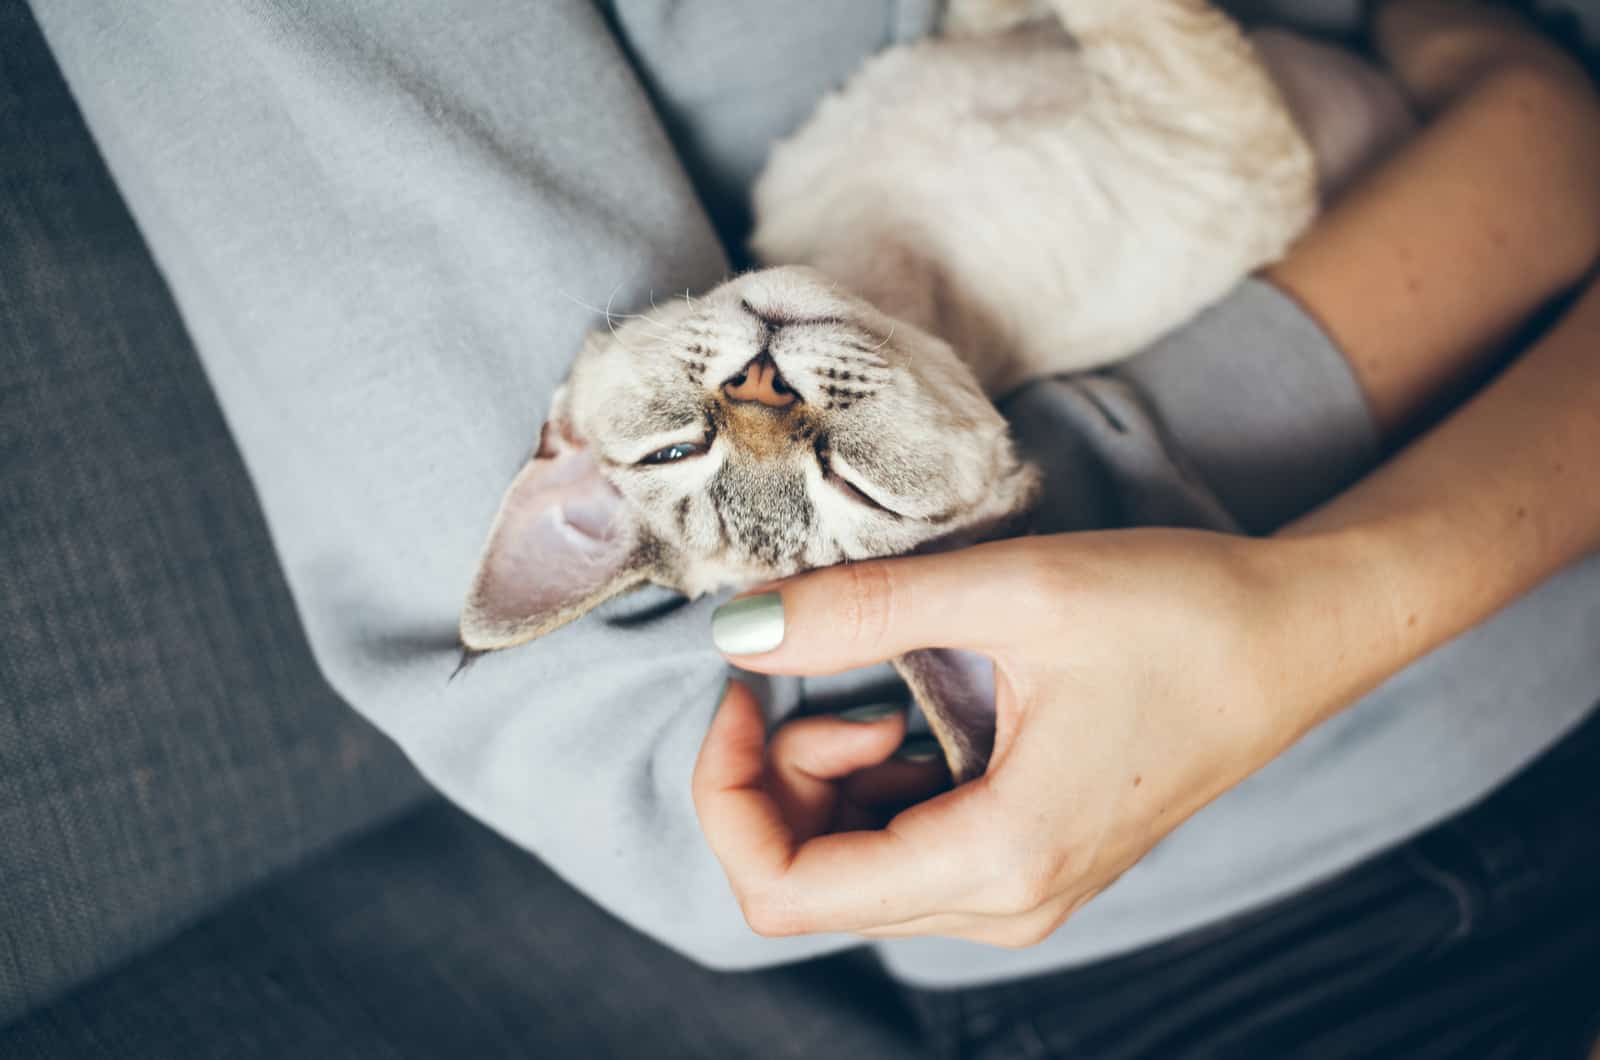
[690,14,1600,945]
[694,276,1600,946]
[692,527,1403,946]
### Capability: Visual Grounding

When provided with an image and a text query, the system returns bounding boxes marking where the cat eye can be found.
[813,439,902,518]
[638,441,708,466]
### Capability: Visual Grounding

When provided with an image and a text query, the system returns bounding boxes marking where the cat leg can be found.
[1045,0,1243,46]
[954,0,1302,136]
[1048,0,1319,258]
[1046,0,1311,173]
[942,0,1052,36]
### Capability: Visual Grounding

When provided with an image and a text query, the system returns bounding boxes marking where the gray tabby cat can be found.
[459,0,1414,781]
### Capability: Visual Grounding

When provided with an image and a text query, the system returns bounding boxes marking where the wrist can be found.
[1249,524,1422,741]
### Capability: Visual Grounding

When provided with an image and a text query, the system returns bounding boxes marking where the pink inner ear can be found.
[463,426,637,648]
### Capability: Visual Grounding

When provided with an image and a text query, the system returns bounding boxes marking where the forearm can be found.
[1273,277,1600,733]
[1268,7,1600,438]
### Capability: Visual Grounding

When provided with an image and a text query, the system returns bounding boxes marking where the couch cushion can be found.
[0,802,922,1060]
[0,0,427,1024]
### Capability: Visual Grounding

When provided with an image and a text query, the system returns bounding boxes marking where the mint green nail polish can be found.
[711,592,785,655]
[835,702,906,724]
[892,734,943,764]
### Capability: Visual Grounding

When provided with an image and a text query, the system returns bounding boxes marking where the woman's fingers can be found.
[692,681,801,887]
[840,752,949,811]
[729,788,998,935]
[696,686,1010,935]
[711,541,1032,674]
[766,709,908,841]
[828,762,951,837]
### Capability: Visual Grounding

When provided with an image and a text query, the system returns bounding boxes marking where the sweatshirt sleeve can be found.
[29,0,858,969]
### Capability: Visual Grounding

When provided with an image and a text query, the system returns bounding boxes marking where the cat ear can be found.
[460,417,652,652]
[893,648,998,784]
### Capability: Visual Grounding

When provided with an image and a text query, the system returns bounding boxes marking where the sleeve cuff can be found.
[1113,278,1381,534]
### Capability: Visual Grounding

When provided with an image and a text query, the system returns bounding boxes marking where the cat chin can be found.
[668,539,908,600]
[671,553,815,601]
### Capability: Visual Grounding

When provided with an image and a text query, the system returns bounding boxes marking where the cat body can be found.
[755,12,1306,395]
[754,4,1412,394]
[460,1,1415,780]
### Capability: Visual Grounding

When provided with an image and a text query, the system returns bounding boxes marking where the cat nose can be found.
[722,353,798,409]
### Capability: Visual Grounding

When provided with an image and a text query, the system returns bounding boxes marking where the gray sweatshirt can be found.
[32,0,1599,987]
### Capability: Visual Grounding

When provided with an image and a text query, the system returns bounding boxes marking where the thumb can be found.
[710,542,1019,675]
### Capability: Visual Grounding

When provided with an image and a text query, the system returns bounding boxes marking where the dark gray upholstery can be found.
[0,802,922,1060]
[0,0,429,1023]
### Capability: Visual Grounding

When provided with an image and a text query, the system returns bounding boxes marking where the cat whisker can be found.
[563,286,680,346]
[588,286,677,335]
[627,316,682,343]
[561,289,688,356]
[605,286,668,344]
[559,289,614,319]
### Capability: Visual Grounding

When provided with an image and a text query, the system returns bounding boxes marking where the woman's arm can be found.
[689,267,1600,946]
[690,0,1600,944]
[1260,0,1600,718]
[1269,0,1600,437]
[1279,276,1600,730]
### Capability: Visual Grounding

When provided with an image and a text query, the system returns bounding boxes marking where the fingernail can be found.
[711,592,785,655]
[835,702,907,724]
[892,734,944,764]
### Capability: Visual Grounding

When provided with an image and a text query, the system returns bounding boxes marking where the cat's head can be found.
[460,266,1037,652]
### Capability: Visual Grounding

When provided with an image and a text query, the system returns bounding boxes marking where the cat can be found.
[458,0,1415,781]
